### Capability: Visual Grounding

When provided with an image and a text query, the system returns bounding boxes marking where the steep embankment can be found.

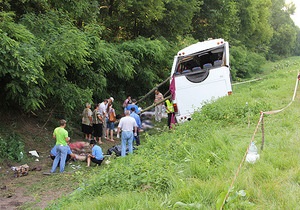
[47,57,300,209]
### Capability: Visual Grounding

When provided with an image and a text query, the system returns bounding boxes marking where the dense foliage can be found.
[0,0,299,116]
[0,133,24,161]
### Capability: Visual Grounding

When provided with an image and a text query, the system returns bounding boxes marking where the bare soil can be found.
[0,112,119,209]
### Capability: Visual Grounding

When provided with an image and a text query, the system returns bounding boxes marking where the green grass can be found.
[46,57,300,209]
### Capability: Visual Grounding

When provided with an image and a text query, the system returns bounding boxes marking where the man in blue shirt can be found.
[126,99,140,114]
[87,139,104,167]
[130,107,142,146]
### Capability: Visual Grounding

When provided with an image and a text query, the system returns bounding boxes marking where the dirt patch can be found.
[0,111,120,209]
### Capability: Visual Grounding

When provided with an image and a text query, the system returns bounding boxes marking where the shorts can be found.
[82,124,93,134]
[106,120,115,130]
[93,123,103,138]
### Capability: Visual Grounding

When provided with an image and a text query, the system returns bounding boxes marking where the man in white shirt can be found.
[99,99,108,139]
[117,110,137,157]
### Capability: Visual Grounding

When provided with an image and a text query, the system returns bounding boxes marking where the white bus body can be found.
[170,38,232,123]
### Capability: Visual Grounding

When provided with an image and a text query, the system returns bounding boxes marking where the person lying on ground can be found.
[69,141,89,152]
[51,144,87,162]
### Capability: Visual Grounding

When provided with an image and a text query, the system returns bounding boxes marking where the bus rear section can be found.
[170,39,232,123]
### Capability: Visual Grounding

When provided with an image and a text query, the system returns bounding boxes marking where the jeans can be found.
[50,145,68,173]
[121,131,133,157]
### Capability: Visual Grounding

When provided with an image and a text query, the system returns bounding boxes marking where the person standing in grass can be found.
[126,98,140,114]
[117,110,137,156]
[165,99,174,129]
[154,89,164,122]
[82,103,93,140]
[87,139,104,167]
[122,95,132,114]
[106,103,116,142]
[50,119,70,173]
[99,99,108,140]
[130,107,142,146]
[50,143,75,165]
[92,104,104,144]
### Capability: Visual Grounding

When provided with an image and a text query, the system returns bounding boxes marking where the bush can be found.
[0,133,24,162]
[230,45,266,80]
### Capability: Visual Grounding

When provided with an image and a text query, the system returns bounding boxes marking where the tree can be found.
[21,11,94,113]
[0,12,45,111]
[145,0,199,40]
[192,0,239,41]
[268,0,297,58]
[234,0,273,54]
[98,0,165,40]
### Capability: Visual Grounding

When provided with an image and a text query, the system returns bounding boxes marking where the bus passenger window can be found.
[182,69,191,73]
[213,60,222,67]
[203,63,213,69]
[192,66,202,71]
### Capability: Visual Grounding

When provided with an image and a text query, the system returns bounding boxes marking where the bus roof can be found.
[177,38,225,57]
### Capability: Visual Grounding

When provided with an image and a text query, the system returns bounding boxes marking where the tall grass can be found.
[47,57,300,209]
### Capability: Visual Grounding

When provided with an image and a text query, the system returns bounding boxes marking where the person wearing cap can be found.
[108,96,114,104]
[87,140,104,167]
[117,110,137,156]
[50,119,70,173]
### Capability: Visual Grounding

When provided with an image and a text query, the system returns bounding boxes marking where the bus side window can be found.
[176,65,182,75]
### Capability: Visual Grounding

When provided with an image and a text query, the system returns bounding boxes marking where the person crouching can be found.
[87,139,104,167]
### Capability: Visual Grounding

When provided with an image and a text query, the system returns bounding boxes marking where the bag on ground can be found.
[107,145,136,156]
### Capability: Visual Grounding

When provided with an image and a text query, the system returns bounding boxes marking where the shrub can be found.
[230,45,266,80]
[0,133,24,162]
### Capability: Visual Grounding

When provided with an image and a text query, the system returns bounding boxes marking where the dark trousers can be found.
[167,113,173,128]
[134,129,140,146]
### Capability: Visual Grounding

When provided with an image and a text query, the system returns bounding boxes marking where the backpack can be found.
[107,145,136,156]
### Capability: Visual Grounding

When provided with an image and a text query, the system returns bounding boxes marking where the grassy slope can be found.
[47,57,300,209]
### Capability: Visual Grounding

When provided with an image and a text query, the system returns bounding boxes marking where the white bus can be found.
[170,38,232,123]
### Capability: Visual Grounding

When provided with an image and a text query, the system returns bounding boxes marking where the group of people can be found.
[49,124,105,173]
[50,95,143,173]
[50,89,174,173]
[81,97,116,144]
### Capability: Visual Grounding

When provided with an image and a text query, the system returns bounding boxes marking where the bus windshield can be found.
[174,45,226,83]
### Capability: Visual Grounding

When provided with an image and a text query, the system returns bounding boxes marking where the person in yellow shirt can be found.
[165,99,174,129]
